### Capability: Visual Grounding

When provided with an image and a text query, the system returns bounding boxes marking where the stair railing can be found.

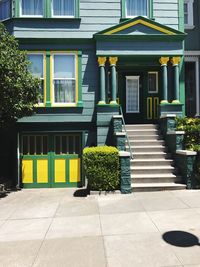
[119,105,134,159]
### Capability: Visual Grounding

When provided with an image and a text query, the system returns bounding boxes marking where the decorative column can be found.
[159,57,169,104]
[171,57,181,104]
[109,57,118,105]
[98,57,107,104]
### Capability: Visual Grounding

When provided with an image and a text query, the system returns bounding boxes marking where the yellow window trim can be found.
[50,51,79,106]
[104,19,175,35]
[27,51,47,105]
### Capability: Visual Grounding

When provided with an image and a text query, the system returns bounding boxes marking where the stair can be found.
[125,124,186,192]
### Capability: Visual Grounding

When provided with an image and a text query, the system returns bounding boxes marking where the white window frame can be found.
[148,72,158,94]
[52,53,77,106]
[185,55,200,116]
[27,53,45,106]
[51,0,75,18]
[126,76,140,113]
[20,0,44,18]
[125,0,148,18]
[184,0,194,30]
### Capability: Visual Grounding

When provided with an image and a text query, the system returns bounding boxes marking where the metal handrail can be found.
[119,105,134,159]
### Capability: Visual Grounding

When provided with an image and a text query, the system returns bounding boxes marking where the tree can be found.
[0,23,40,128]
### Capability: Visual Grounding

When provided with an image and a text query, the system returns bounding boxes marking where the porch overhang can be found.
[94,16,186,57]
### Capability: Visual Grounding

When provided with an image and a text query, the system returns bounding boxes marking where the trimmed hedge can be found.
[83,146,119,191]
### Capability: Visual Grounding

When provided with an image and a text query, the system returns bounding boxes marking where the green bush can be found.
[83,146,119,191]
[176,117,200,185]
[176,117,200,151]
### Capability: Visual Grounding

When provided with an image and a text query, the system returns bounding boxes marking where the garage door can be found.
[21,133,82,188]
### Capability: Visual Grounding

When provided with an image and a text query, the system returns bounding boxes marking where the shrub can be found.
[83,146,119,191]
[176,117,200,151]
[176,117,200,185]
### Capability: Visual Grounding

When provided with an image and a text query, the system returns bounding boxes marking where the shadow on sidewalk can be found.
[163,231,200,247]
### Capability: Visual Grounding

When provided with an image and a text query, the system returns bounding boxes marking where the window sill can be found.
[50,101,83,108]
[13,17,81,21]
[120,17,154,23]
[185,25,195,30]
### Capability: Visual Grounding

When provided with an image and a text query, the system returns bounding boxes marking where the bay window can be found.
[52,0,75,17]
[27,54,45,104]
[0,0,10,20]
[126,0,148,17]
[20,0,43,16]
[52,54,76,104]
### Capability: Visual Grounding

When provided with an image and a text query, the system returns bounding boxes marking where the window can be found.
[27,54,45,104]
[20,0,43,16]
[184,0,194,29]
[54,134,81,155]
[0,0,10,20]
[52,0,75,17]
[126,76,140,113]
[148,72,158,93]
[22,135,48,155]
[125,0,148,17]
[52,54,76,105]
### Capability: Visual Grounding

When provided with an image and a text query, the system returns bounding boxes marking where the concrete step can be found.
[133,152,171,159]
[128,140,165,146]
[128,135,163,141]
[126,129,160,136]
[125,124,158,130]
[131,159,174,167]
[128,145,166,153]
[131,182,186,192]
[131,174,182,183]
[131,166,176,175]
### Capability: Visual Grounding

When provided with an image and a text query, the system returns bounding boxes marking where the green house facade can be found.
[0,0,188,189]
[184,0,200,117]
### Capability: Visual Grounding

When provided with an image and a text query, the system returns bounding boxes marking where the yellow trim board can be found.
[55,159,66,183]
[22,159,33,184]
[37,159,48,183]
[69,158,80,183]
[104,19,175,35]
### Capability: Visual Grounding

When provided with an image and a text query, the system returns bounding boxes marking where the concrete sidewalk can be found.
[0,189,200,266]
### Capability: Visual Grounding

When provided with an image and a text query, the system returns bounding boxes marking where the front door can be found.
[119,72,145,123]
[119,70,160,123]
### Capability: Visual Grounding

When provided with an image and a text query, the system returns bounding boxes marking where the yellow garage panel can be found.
[55,159,66,183]
[69,159,80,183]
[22,160,33,184]
[37,159,48,183]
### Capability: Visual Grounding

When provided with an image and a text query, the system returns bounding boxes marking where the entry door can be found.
[119,74,145,123]
[21,133,82,188]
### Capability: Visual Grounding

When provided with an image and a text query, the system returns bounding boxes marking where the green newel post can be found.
[109,57,118,105]
[171,57,181,104]
[98,57,107,105]
[159,57,169,104]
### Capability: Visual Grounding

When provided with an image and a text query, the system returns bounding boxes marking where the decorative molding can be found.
[159,57,169,66]
[98,57,107,66]
[185,51,200,56]
[109,57,118,66]
[171,56,181,66]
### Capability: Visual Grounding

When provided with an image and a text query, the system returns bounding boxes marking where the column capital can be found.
[171,57,181,66]
[159,57,169,66]
[98,57,107,66]
[109,57,118,66]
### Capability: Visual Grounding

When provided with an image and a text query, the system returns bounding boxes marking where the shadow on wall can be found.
[162,231,200,247]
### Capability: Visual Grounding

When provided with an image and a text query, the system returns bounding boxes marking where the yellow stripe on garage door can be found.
[69,158,80,183]
[37,159,48,183]
[55,159,66,183]
[22,160,33,183]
